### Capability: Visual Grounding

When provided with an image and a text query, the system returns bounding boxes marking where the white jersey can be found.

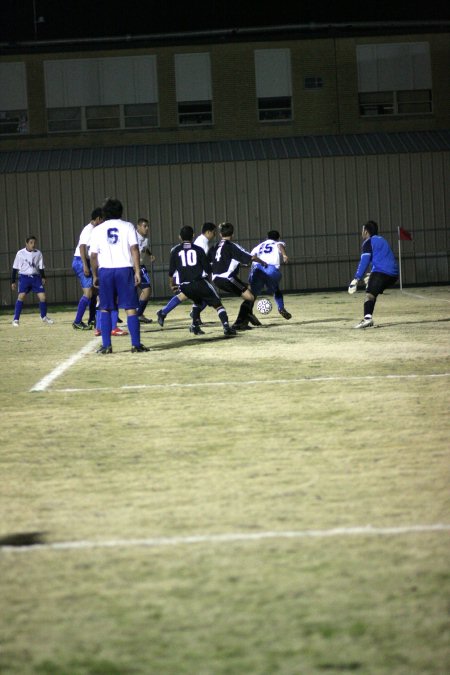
[74,222,94,257]
[136,231,151,264]
[89,218,138,268]
[194,233,210,255]
[13,247,45,275]
[251,239,285,268]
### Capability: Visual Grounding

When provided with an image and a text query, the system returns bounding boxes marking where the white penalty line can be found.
[2,524,449,554]
[30,339,99,392]
[53,372,450,394]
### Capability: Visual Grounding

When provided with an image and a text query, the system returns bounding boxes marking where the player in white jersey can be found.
[72,207,103,330]
[11,235,53,326]
[249,230,292,319]
[89,198,149,354]
[135,217,155,324]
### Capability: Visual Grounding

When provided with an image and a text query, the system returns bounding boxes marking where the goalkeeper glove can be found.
[348,278,358,294]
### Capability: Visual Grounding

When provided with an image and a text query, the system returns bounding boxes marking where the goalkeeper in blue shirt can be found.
[348,220,398,328]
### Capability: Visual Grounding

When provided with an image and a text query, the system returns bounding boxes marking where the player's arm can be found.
[168,275,179,294]
[278,243,289,264]
[11,266,18,290]
[349,241,372,294]
[130,244,141,286]
[251,254,268,268]
[38,254,46,286]
[90,252,99,287]
[79,243,91,276]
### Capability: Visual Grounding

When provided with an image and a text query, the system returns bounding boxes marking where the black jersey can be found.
[168,242,210,283]
[210,239,253,280]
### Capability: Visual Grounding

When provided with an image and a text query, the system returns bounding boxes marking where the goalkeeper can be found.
[348,220,398,329]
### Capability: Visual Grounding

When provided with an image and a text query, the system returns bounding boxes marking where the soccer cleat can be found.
[248,313,262,326]
[131,343,150,353]
[138,315,153,324]
[12,320,19,327]
[156,310,166,327]
[41,316,54,324]
[232,322,252,331]
[73,321,89,330]
[354,317,374,329]
[189,310,203,325]
[96,345,113,354]
[189,324,205,336]
[223,325,237,336]
[111,327,128,336]
[94,329,101,337]
[87,320,95,329]
[278,308,292,320]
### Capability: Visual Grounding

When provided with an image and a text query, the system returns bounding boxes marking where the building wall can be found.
[1,149,448,306]
[0,30,449,151]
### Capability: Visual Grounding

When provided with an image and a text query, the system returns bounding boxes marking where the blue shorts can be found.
[72,256,93,289]
[18,274,45,294]
[249,264,282,296]
[140,265,151,289]
[98,267,139,310]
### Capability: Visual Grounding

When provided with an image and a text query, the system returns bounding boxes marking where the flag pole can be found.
[397,227,403,291]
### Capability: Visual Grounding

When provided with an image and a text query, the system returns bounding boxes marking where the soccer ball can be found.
[256,298,272,315]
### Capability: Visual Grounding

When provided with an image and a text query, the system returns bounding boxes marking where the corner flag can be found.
[399,227,413,241]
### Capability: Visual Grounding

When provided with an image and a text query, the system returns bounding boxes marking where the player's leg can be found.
[201,281,235,336]
[37,290,53,324]
[137,267,153,323]
[12,283,28,325]
[72,258,93,329]
[156,291,187,327]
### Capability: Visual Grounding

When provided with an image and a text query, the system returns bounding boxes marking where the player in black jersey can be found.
[156,226,236,336]
[209,222,268,330]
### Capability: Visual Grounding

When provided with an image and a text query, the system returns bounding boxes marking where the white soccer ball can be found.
[256,298,273,315]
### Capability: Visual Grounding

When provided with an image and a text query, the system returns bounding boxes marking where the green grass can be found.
[0,288,449,674]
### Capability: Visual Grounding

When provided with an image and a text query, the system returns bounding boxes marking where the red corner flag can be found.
[398,227,413,241]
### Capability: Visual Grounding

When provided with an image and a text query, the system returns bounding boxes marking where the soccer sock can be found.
[162,295,181,315]
[127,314,140,346]
[216,306,229,326]
[137,299,148,316]
[39,301,47,319]
[364,299,376,317]
[111,309,118,329]
[274,290,284,311]
[100,312,112,347]
[96,309,102,330]
[74,295,90,324]
[235,299,252,324]
[191,305,201,324]
[88,297,97,323]
[14,300,23,320]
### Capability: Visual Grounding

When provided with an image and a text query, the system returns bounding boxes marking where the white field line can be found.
[1,524,449,554]
[53,372,450,394]
[401,289,450,302]
[30,339,99,392]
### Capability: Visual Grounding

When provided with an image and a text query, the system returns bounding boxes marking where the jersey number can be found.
[107,228,119,244]
[178,249,197,266]
[259,243,274,254]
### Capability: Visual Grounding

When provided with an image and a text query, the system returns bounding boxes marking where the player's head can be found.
[137,218,149,234]
[102,198,123,220]
[363,220,378,237]
[91,207,103,222]
[267,230,280,241]
[180,225,194,241]
[219,222,234,238]
[201,222,216,235]
[25,235,37,250]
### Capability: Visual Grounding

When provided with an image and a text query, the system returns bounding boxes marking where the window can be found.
[255,49,292,122]
[44,56,159,132]
[175,53,213,126]
[304,76,324,90]
[357,43,432,117]
[0,62,28,135]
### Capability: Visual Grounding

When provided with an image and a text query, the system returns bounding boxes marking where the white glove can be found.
[348,278,358,294]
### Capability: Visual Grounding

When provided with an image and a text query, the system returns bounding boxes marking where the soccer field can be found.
[1,287,449,674]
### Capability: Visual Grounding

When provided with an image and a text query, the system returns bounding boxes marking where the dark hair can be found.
[219,222,234,237]
[137,218,149,226]
[25,235,37,243]
[364,220,378,236]
[201,222,216,234]
[267,230,280,240]
[180,225,194,241]
[91,207,103,220]
[102,198,123,220]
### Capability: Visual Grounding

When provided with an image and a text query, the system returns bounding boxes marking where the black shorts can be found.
[213,276,248,296]
[367,272,398,297]
[180,279,222,307]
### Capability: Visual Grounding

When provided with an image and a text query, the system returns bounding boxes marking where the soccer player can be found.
[209,222,267,330]
[11,235,53,326]
[135,217,155,324]
[156,225,236,337]
[249,230,292,320]
[191,222,217,324]
[348,220,399,328]
[72,207,103,330]
[89,198,149,353]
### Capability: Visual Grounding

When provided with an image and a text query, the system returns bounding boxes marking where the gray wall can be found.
[1,150,449,306]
